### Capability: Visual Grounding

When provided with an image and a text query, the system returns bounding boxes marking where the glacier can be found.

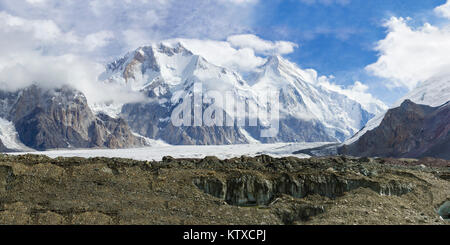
[7,142,331,161]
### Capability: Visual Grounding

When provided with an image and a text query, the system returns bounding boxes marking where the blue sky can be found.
[1,0,450,107]
[251,0,447,104]
[255,0,445,73]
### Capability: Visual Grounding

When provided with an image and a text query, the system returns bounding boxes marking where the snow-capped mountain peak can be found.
[99,43,377,143]
[101,43,200,92]
[248,55,373,141]
[102,42,250,95]
[257,55,317,85]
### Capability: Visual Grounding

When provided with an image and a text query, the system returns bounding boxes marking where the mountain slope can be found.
[247,56,373,142]
[101,43,375,144]
[0,139,10,152]
[0,118,31,152]
[103,43,251,144]
[345,76,450,145]
[0,85,146,151]
[339,100,450,160]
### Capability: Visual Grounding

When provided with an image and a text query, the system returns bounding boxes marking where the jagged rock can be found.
[193,177,226,200]
[120,89,249,145]
[1,85,145,150]
[194,171,415,207]
[438,201,450,220]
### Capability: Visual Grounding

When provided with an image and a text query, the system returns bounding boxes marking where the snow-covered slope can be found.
[100,43,376,144]
[0,118,32,151]
[101,42,256,114]
[317,82,388,116]
[101,43,250,95]
[249,55,373,141]
[345,76,450,145]
[345,112,385,145]
[393,76,450,108]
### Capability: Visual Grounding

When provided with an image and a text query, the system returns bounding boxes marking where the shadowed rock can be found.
[1,85,145,151]
[339,100,450,160]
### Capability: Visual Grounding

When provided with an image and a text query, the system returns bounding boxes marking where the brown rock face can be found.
[121,100,250,145]
[1,85,145,151]
[340,100,450,160]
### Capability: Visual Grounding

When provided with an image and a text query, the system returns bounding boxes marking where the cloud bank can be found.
[165,34,298,73]
[227,34,298,55]
[435,0,450,19]
[0,0,386,114]
[0,0,260,58]
[318,78,388,115]
[0,0,261,104]
[367,0,450,91]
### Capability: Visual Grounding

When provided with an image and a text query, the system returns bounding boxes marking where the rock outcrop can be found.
[194,167,414,207]
[340,100,450,160]
[0,85,146,151]
[121,101,249,145]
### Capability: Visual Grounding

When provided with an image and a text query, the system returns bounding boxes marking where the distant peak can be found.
[156,42,193,56]
[401,99,414,105]
[398,99,429,112]
[265,55,282,65]
[259,55,286,74]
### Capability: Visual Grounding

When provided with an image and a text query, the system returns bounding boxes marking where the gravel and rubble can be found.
[0,154,449,225]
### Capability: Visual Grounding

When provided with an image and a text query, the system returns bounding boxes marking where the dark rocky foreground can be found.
[0,154,449,225]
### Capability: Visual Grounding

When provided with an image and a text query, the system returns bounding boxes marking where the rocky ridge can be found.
[340,100,450,160]
[0,85,146,151]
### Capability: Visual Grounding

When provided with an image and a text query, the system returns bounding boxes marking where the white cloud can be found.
[0,12,62,42]
[0,12,117,55]
[366,16,450,90]
[220,0,259,4]
[299,0,351,6]
[165,38,266,72]
[0,0,386,113]
[84,31,115,51]
[0,53,146,105]
[25,0,47,5]
[227,34,298,55]
[435,0,450,19]
[0,11,146,105]
[0,0,257,57]
[318,78,388,115]
[0,9,291,104]
[162,35,298,73]
[0,0,261,104]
